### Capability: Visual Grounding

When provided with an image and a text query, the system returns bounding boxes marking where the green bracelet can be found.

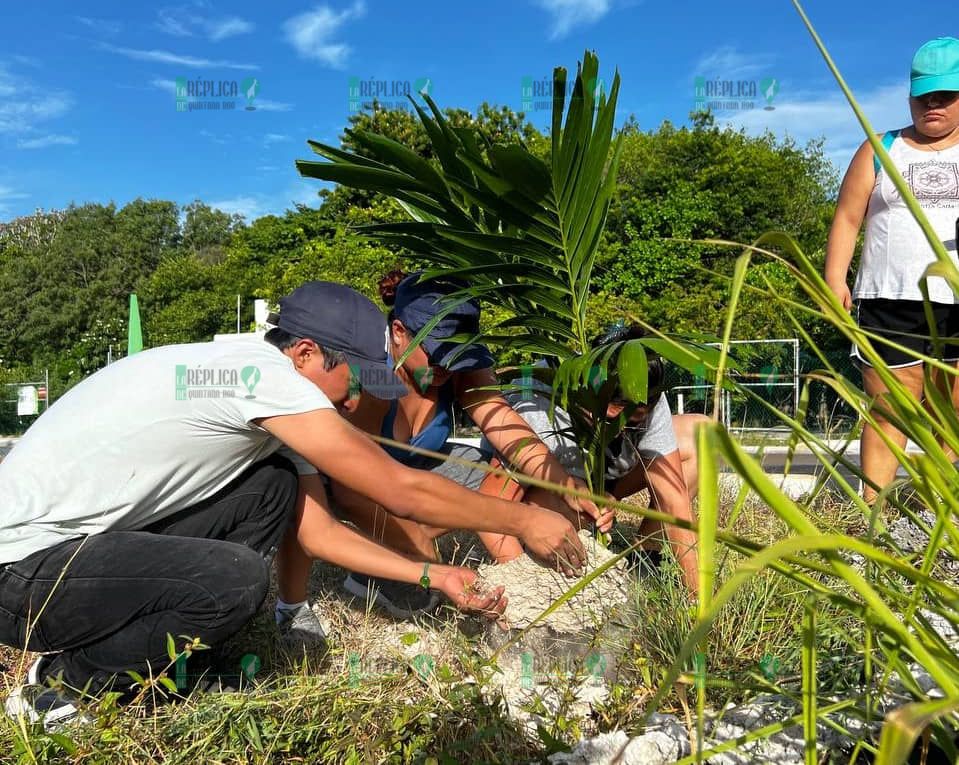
[419,562,431,590]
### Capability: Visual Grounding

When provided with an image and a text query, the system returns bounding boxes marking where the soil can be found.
[475,529,631,633]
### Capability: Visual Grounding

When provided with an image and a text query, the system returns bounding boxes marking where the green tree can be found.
[297,52,723,491]
[318,101,546,223]
[597,113,837,340]
[181,200,245,263]
[0,200,180,378]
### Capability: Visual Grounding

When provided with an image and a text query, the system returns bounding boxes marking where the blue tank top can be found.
[381,379,456,465]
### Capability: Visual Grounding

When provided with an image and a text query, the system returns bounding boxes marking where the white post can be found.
[236,295,241,333]
[677,392,685,414]
[793,338,800,420]
[254,299,269,332]
[45,368,49,410]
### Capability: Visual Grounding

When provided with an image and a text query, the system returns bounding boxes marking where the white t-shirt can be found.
[507,390,678,482]
[0,340,333,564]
[854,132,959,303]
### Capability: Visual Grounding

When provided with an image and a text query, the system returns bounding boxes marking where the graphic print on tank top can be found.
[905,160,959,207]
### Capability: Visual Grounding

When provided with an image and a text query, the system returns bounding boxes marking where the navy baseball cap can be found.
[394,273,494,372]
[278,282,406,398]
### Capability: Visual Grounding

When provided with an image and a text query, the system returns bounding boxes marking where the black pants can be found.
[0,455,297,693]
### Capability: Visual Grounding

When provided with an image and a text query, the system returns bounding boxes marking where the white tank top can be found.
[853,130,959,303]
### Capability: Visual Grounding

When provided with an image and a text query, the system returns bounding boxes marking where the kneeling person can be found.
[508,324,703,595]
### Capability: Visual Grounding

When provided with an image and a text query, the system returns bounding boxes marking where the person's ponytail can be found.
[377,269,406,307]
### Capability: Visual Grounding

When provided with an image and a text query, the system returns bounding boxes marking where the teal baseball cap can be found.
[911,37,959,97]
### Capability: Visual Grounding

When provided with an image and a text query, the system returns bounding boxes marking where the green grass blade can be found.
[876,698,959,765]
[802,601,817,765]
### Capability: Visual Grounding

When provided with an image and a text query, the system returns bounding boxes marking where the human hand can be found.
[825,277,852,311]
[519,507,586,576]
[433,565,507,622]
[560,477,616,534]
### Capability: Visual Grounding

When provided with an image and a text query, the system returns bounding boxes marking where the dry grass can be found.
[0,486,869,763]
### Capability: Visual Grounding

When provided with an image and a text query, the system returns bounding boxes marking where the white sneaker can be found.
[5,657,93,731]
[277,603,329,652]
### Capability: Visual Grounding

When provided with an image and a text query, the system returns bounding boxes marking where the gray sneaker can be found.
[343,573,441,619]
[5,657,93,731]
[277,604,329,653]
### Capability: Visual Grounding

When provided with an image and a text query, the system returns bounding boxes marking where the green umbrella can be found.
[127,293,143,356]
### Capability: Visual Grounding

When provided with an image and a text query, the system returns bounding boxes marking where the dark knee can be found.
[264,455,299,520]
[199,545,270,635]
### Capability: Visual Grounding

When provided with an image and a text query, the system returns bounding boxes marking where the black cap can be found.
[278,282,406,398]
[394,273,494,372]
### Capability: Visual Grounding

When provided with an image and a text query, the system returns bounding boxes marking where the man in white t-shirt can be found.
[0,282,586,728]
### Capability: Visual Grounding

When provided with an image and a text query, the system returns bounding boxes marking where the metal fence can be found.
[663,338,858,436]
[2,371,50,434]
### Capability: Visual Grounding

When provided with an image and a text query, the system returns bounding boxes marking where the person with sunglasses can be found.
[504,323,704,595]
[824,37,959,504]
[275,271,615,621]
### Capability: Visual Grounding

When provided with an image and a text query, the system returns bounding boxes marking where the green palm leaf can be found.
[297,50,717,490]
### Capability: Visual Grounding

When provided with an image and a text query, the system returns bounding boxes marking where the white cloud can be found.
[101,43,258,71]
[694,46,770,79]
[209,183,322,221]
[0,185,29,216]
[150,78,176,94]
[76,16,122,36]
[254,98,293,112]
[535,0,611,40]
[207,17,254,41]
[156,9,193,37]
[719,81,909,173]
[199,129,232,145]
[156,7,254,41]
[283,2,366,69]
[263,133,290,146]
[208,195,266,220]
[0,65,72,136]
[17,134,77,149]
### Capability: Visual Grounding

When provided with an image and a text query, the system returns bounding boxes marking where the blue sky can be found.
[0,0,948,222]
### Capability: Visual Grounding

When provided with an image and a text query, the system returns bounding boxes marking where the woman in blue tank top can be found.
[317,271,614,616]
[344,270,611,538]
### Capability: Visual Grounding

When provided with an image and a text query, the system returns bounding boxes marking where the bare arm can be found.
[260,409,586,573]
[643,450,699,595]
[825,138,877,310]
[458,369,613,531]
[292,474,505,615]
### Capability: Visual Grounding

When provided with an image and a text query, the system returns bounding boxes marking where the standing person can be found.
[825,37,959,503]
[0,281,585,728]
[505,323,703,595]
[276,271,614,620]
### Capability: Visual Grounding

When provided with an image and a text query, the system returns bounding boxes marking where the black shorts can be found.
[853,298,959,368]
